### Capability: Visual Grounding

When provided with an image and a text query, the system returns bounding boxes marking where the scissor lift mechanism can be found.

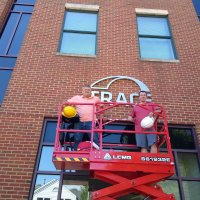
[53,102,175,200]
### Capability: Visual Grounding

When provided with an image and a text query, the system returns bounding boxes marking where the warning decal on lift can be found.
[53,157,89,162]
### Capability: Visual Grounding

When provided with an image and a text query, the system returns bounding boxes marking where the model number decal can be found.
[141,157,171,162]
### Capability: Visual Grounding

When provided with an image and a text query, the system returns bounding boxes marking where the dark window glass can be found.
[0,57,16,68]
[0,13,20,55]
[192,0,200,21]
[103,124,135,145]
[43,121,57,143]
[0,70,12,104]
[169,128,195,149]
[12,5,33,12]
[178,153,200,177]
[8,13,31,55]
[60,11,98,55]
[137,16,177,60]
[158,180,180,200]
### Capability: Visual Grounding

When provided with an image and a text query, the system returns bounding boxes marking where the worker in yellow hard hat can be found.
[67,85,101,151]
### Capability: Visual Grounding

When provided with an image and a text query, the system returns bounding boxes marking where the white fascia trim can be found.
[65,3,99,11]
[135,8,168,16]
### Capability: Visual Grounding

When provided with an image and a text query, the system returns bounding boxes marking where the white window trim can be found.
[65,3,99,11]
[135,8,168,16]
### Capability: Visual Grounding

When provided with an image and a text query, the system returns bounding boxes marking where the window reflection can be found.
[183,181,200,200]
[139,38,175,60]
[178,153,200,177]
[0,13,20,54]
[62,179,90,200]
[0,57,16,68]
[60,32,96,55]
[12,5,33,12]
[192,0,200,21]
[117,194,144,200]
[137,16,177,60]
[16,0,35,3]
[8,14,31,54]
[39,146,59,171]
[60,11,98,55]
[33,175,60,200]
[137,17,170,36]
[65,12,97,32]
[103,124,135,145]
[158,180,180,200]
[31,118,200,200]
[0,70,12,104]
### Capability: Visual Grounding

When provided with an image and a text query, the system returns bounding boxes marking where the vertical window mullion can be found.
[57,171,64,200]
[173,150,186,200]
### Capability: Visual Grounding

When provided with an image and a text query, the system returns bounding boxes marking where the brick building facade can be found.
[0,0,200,199]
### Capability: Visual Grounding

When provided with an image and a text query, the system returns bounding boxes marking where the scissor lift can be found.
[53,102,175,200]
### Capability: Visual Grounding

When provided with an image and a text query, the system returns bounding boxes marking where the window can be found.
[159,127,200,200]
[192,0,200,21]
[31,120,61,200]
[59,11,98,55]
[0,0,34,105]
[30,120,200,200]
[30,119,92,200]
[136,16,177,60]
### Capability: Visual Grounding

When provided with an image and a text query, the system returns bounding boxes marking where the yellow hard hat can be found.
[62,106,77,118]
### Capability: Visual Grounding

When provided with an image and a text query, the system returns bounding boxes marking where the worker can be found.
[67,85,101,150]
[128,91,158,153]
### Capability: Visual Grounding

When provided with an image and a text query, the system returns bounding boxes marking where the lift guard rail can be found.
[53,102,175,200]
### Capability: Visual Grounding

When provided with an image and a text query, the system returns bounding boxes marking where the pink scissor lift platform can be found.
[53,102,175,200]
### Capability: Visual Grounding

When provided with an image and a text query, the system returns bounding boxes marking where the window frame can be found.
[58,9,99,56]
[30,119,200,200]
[0,0,34,106]
[167,125,200,200]
[136,15,178,61]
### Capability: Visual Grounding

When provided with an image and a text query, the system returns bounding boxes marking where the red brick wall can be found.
[0,0,14,33]
[0,0,200,199]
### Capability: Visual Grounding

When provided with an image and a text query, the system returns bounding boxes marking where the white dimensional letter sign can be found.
[91,76,151,103]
